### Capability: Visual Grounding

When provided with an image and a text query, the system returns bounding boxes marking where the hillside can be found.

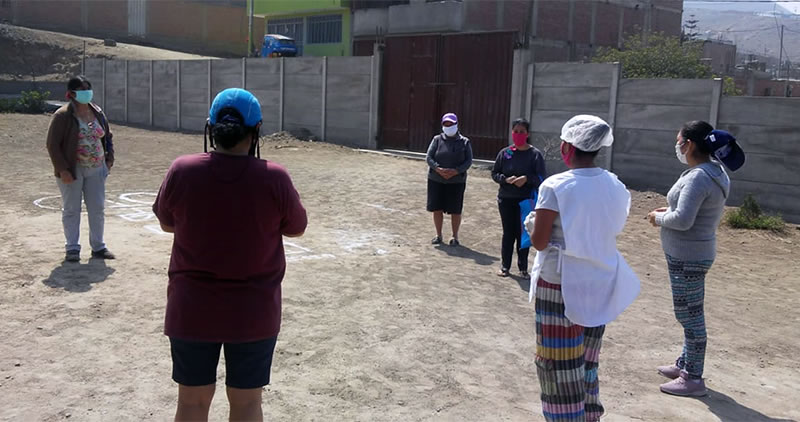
[0,24,215,81]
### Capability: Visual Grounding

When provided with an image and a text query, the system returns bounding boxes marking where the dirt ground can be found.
[0,113,798,422]
[0,24,213,82]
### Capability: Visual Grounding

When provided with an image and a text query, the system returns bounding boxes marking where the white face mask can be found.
[443,124,458,137]
[675,142,688,165]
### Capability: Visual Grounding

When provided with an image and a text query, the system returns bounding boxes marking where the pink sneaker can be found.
[660,372,708,397]
[657,364,682,379]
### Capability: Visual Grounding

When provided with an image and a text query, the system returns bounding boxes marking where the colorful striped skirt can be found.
[535,278,605,422]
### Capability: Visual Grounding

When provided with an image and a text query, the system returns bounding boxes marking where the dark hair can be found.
[211,107,250,150]
[511,118,530,132]
[574,148,600,160]
[680,120,714,155]
[67,75,91,91]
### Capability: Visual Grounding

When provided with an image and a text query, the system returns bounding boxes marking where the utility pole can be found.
[248,0,255,57]
[778,24,784,79]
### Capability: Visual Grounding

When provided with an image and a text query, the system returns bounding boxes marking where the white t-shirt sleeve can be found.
[535,183,559,212]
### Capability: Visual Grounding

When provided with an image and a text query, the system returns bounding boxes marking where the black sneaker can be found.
[449,238,460,247]
[65,250,80,262]
[91,248,116,260]
[431,236,443,245]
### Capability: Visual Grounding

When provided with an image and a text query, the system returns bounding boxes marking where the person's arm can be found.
[491,150,507,184]
[426,136,440,170]
[532,209,558,251]
[278,169,308,237]
[152,163,176,234]
[654,172,710,231]
[527,150,547,188]
[455,138,473,174]
[46,113,71,178]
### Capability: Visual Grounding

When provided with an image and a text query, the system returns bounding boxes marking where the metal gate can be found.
[127,0,147,38]
[380,32,515,159]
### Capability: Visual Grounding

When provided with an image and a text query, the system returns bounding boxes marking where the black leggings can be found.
[498,197,529,272]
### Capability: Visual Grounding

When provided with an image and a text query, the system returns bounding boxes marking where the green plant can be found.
[594,32,712,79]
[16,90,50,113]
[725,194,786,232]
[0,97,19,113]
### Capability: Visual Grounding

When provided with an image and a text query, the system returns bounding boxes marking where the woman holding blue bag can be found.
[491,118,546,277]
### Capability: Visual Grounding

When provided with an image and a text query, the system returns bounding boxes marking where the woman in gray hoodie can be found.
[647,120,745,397]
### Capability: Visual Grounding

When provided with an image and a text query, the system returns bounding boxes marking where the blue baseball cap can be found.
[209,88,262,127]
[705,130,745,171]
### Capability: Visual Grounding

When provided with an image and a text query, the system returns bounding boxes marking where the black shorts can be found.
[169,337,278,389]
[427,179,466,215]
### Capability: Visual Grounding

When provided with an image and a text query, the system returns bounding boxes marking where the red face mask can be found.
[512,132,528,147]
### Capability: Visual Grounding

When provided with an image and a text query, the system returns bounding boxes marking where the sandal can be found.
[431,236,443,245]
[497,268,510,277]
[449,238,460,247]
[520,270,530,278]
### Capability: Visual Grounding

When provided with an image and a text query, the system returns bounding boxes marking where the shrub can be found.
[16,90,50,113]
[725,194,785,232]
[0,97,19,113]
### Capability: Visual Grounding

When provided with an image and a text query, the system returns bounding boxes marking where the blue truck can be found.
[260,34,299,58]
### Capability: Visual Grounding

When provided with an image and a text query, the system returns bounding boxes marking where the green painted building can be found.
[253,0,351,57]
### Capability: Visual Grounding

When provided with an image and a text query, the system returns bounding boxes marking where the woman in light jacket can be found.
[648,121,745,397]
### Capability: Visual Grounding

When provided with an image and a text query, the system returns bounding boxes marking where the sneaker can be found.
[657,364,682,380]
[660,372,707,397]
[65,250,80,262]
[431,236,443,245]
[449,238,460,247]
[91,248,116,260]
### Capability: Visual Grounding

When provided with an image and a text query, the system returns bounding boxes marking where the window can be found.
[267,17,304,54]
[307,14,342,44]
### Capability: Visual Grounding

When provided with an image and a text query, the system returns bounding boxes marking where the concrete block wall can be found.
[612,78,718,193]
[528,62,617,174]
[325,56,372,148]
[83,55,378,149]
[284,58,323,139]
[717,97,800,222]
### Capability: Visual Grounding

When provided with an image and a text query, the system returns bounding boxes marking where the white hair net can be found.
[560,115,614,152]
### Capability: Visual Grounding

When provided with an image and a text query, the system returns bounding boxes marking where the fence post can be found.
[124,60,129,123]
[242,57,247,88]
[149,60,153,127]
[321,57,327,142]
[709,78,723,127]
[101,58,106,111]
[177,61,182,130]
[368,45,382,150]
[207,59,212,107]
[525,62,534,123]
[279,57,285,132]
[606,62,621,171]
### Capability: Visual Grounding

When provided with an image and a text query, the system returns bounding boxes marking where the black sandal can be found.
[497,268,510,277]
[431,236,443,245]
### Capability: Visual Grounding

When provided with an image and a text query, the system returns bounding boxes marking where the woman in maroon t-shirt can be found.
[153,88,307,421]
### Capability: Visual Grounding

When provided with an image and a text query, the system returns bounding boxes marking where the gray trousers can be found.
[57,163,108,252]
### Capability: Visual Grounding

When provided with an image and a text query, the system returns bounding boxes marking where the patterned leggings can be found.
[666,255,714,379]
[535,278,605,422]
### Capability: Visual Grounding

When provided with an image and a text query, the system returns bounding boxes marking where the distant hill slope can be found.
[684,8,800,61]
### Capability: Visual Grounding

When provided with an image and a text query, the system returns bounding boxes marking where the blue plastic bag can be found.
[519,193,536,249]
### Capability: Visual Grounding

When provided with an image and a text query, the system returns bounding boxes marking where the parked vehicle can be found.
[260,34,298,58]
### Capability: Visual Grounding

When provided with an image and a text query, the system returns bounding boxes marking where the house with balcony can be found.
[254,0,351,56]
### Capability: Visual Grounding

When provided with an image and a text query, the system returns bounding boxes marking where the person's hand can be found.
[59,170,74,184]
[106,159,114,171]
[505,176,518,184]
[445,169,458,179]
[647,211,659,227]
[513,175,528,187]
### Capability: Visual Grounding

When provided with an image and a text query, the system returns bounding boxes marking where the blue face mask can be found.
[74,90,93,104]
